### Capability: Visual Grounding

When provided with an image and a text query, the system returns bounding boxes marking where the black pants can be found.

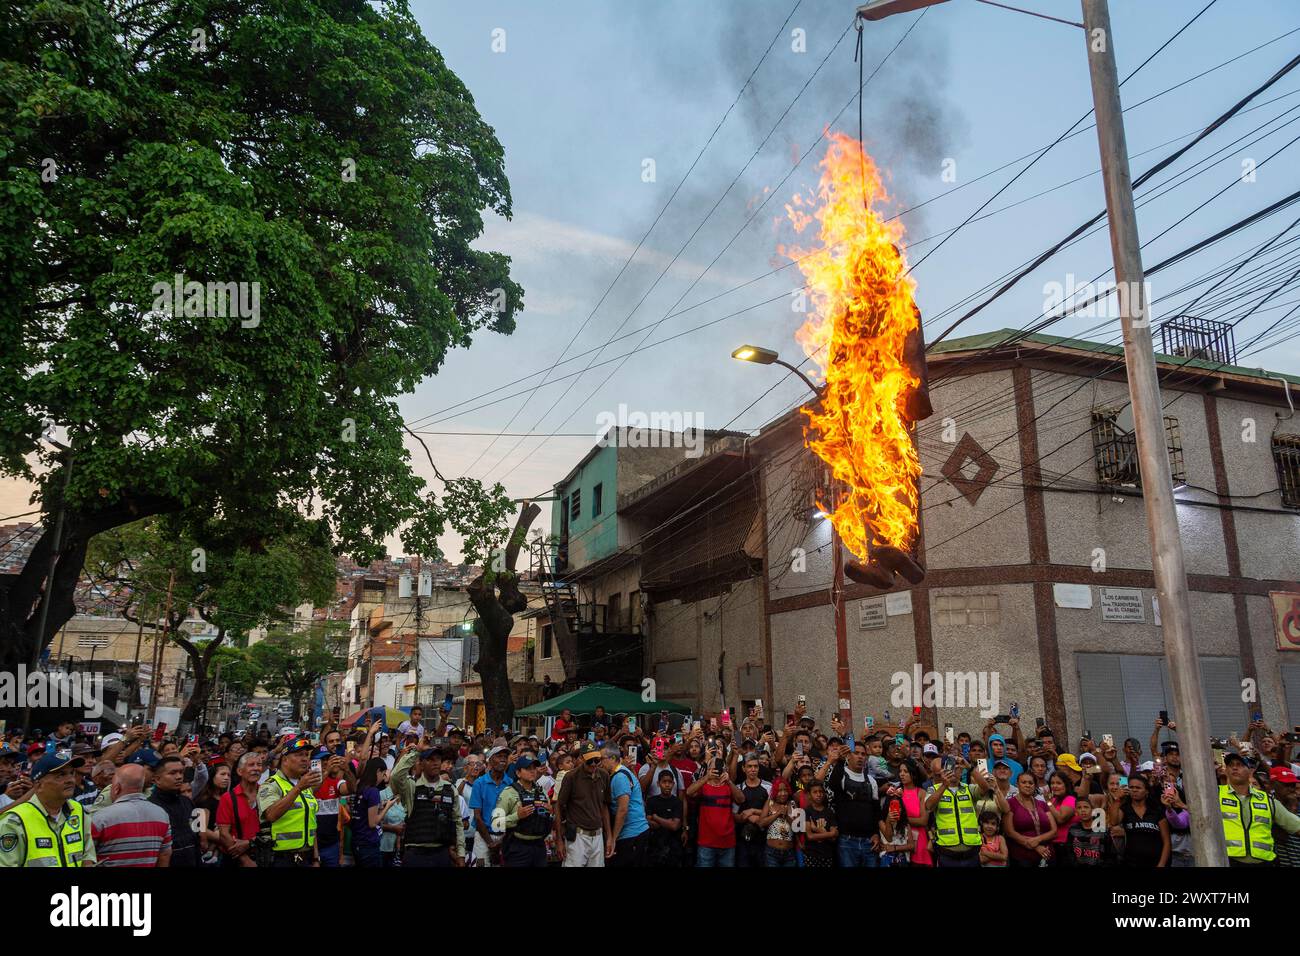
[403,845,453,867]
[271,850,315,868]
[611,831,648,867]
[735,837,766,868]
[503,835,548,867]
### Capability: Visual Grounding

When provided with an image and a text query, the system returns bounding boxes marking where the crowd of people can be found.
[0,701,1297,868]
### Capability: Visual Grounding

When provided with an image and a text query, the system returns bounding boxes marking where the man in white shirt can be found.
[396,706,426,740]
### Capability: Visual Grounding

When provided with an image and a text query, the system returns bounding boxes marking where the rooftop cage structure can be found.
[1159,316,1237,366]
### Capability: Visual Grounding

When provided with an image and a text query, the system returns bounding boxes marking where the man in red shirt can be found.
[686,756,743,867]
[216,752,263,867]
[551,708,576,741]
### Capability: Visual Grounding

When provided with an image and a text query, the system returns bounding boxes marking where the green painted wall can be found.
[553,444,619,570]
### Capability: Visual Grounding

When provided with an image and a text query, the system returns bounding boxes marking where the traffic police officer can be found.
[495,754,551,867]
[1219,750,1300,865]
[390,742,465,866]
[258,736,321,867]
[926,754,981,866]
[0,753,95,867]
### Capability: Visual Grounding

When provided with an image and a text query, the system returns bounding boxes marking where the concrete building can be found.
[546,329,1300,748]
[756,329,1300,742]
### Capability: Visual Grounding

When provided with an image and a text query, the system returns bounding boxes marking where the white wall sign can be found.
[1053,583,1093,609]
[858,597,887,630]
[1100,587,1145,622]
[885,591,913,616]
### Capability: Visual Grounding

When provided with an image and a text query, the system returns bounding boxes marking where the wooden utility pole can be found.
[1081,0,1225,866]
[147,569,176,724]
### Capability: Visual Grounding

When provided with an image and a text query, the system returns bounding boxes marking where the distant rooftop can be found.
[930,327,1300,387]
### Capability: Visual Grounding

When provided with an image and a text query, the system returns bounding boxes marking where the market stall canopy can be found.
[515,683,690,718]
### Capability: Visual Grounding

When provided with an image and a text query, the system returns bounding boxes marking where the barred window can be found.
[1091,408,1185,488]
[1274,434,1300,509]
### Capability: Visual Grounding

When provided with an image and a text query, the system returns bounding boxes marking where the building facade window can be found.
[542,624,553,660]
[1273,434,1300,509]
[934,593,1000,626]
[592,482,603,517]
[570,488,581,520]
[607,592,622,628]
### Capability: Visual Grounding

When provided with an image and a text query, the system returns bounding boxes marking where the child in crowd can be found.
[979,811,1008,867]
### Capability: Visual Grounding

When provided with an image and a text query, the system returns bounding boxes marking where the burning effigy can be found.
[780,132,932,588]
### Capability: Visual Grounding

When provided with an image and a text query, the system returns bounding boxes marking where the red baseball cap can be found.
[1269,766,1298,784]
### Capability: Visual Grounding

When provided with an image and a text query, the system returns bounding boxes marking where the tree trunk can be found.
[177,630,225,727]
[470,502,541,731]
[0,492,177,670]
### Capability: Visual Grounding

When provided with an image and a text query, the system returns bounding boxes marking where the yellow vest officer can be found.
[1220,751,1275,864]
[257,736,321,867]
[0,752,95,868]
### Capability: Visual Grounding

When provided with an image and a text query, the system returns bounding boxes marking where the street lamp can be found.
[857,0,950,21]
[731,344,821,397]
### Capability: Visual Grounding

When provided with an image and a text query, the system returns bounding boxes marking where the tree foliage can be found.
[215,622,347,722]
[0,0,524,665]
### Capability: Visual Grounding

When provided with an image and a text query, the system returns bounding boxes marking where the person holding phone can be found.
[687,756,743,867]
[257,736,322,868]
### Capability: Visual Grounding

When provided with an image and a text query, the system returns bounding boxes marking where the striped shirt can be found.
[91,792,173,866]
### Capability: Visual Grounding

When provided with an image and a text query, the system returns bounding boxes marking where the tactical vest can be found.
[1219,784,1275,861]
[405,782,457,847]
[511,781,550,839]
[268,773,317,851]
[11,800,87,867]
[933,785,981,848]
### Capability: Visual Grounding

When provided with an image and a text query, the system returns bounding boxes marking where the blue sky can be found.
[9,1,1296,562]
[399,0,1300,558]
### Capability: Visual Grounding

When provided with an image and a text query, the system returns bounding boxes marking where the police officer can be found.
[495,755,551,867]
[926,754,981,866]
[258,736,321,867]
[1220,751,1300,866]
[0,753,94,867]
[390,743,464,867]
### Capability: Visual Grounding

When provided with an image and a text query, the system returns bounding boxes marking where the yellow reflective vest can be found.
[933,784,981,848]
[1219,784,1274,862]
[9,800,87,867]
[268,773,317,852]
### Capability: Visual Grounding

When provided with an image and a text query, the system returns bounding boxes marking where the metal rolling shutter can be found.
[1076,653,1128,743]
[1282,663,1300,729]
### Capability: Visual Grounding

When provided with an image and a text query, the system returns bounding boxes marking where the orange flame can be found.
[779,131,923,560]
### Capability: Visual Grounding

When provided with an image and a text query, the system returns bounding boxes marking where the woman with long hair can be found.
[196,760,229,868]
[896,758,931,866]
[1046,771,1080,867]
[349,757,396,868]
[1108,771,1170,867]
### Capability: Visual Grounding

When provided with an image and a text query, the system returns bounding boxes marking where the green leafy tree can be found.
[229,623,348,723]
[0,0,523,669]
[86,513,337,722]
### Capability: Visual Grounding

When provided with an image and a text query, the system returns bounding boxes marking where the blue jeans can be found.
[318,841,340,868]
[837,834,880,868]
[765,845,798,867]
[696,845,735,867]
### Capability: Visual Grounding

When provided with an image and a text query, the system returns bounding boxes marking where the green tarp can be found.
[514,682,691,718]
